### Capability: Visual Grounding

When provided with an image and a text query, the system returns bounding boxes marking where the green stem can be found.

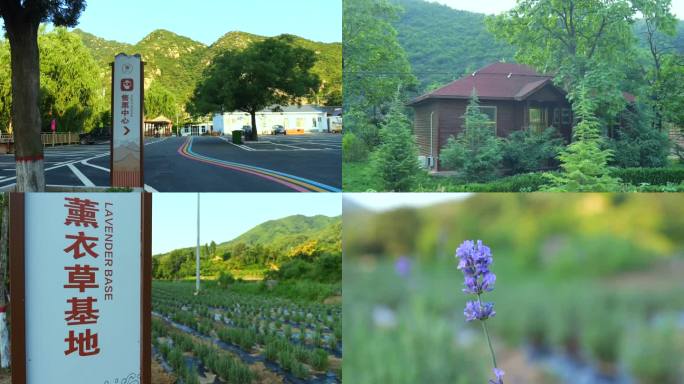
[477,293,498,372]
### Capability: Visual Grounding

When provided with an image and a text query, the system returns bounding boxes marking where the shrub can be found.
[625,323,682,384]
[342,132,369,162]
[611,167,684,186]
[217,270,235,287]
[502,127,564,174]
[440,90,503,182]
[345,107,381,149]
[543,84,621,191]
[609,106,670,168]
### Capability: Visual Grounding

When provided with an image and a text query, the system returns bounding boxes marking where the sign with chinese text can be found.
[112,54,143,187]
[16,193,148,383]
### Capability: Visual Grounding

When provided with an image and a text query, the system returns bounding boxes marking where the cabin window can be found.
[529,107,545,133]
[553,109,560,125]
[561,109,572,125]
[312,118,317,128]
[466,106,497,133]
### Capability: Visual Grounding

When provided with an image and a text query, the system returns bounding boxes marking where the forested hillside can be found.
[73,28,343,110]
[391,0,684,93]
[392,0,515,92]
[152,214,342,281]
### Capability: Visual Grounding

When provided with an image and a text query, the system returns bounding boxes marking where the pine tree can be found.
[441,90,502,182]
[543,84,621,191]
[371,92,420,191]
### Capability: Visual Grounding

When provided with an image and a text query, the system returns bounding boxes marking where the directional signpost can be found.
[111,54,145,188]
[9,192,151,384]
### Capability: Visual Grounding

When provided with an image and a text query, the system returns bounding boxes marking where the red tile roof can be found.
[409,63,555,104]
[409,62,637,105]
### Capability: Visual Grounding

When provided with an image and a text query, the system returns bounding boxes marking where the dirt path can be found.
[497,347,558,384]
[151,359,176,384]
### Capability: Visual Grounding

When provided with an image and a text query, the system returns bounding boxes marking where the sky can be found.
[70,0,341,45]
[432,0,684,18]
[344,193,471,212]
[152,193,342,255]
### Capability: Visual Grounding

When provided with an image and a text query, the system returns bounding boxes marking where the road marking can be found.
[81,158,110,172]
[218,137,255,151]
[178,137,341,192]
[67,163,95,187]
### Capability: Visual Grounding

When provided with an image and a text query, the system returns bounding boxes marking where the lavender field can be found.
[343,194,684,384]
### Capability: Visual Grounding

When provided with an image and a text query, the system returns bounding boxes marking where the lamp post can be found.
[195,193,200,295]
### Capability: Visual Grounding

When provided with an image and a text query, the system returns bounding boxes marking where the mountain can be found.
[72,28,342,110]
[216,214,342,254]
[392,0,684,93]
[391,0,515,92]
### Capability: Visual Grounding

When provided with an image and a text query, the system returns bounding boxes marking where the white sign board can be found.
[112,54,143,187]
[24,193,142,383]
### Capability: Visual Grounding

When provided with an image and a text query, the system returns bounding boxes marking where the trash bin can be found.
[232,130,243,144]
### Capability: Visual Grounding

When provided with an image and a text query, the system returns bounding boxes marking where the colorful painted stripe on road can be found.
[177,137,341,192]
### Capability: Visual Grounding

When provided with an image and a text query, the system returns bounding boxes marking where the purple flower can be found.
[394,256,412,277]
[464,300,496,322]
[456,240,496,295]
[488,368,505,384]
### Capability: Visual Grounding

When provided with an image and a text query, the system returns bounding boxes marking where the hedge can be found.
[610,167,684,186]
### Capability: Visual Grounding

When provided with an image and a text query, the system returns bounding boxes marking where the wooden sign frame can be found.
[110,54,145,188]
[9,192,151,384]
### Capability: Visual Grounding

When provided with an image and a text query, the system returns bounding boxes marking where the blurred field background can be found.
[343,193,684,384]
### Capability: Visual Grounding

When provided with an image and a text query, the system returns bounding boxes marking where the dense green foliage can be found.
[343,0,416,115]
[440,91,503,182]
[392,0,516,92]
[609,105,671,168]
[369,95,420,191]
[152,215,341,281]
[502,127,564,174]
[188,36,320,140]
[543,84,622,191]
[0,28,103,133]
[144,82,178,121]
[342,132,369,162]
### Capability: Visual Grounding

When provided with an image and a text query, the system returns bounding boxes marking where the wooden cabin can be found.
[408,63,575,171]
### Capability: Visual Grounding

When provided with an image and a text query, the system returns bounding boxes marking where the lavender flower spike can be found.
[456,240,503,383]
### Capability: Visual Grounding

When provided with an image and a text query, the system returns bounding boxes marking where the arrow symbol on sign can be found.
[124,127,130,136]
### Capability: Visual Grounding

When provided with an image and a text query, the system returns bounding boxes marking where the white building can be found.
[213,105,331,135]
[179,122,213,136]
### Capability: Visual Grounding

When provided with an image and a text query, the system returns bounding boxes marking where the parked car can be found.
[241,125,253,139]
[79,127,111,145]
[271,125,286,135]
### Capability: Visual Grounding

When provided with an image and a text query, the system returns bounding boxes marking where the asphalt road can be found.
[0,134,342,192]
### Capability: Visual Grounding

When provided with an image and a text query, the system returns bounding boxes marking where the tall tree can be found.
[144,82,178,120]
[0,40,10,134]
[370,90,420,191]
[487,0,636,117]
[39,27,102,133]
[343,0,416,117]
[0,0,86,191]
[189,35,320,141]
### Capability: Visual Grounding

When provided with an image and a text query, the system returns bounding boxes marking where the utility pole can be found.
[195,193,200,295]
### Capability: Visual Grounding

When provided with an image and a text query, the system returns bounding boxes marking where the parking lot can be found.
[0,134,341,192]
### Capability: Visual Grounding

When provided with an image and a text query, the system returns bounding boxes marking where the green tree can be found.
[0,0,87,192]
[370,92,420,191]
[634,0,678,131]
[343,0,416,118]
[543,83,621,191]
[144,82,178,121]
[487,0,636,117]
[440,91,503,182]
[0,41,10,134]
[189,36,320,141]
[38,27,102,133]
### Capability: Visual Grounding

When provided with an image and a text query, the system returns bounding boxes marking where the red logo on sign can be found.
[121,78,134,91]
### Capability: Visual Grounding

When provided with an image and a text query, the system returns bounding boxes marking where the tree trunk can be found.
[0,197,9,368]
[6,20,45,192]
[250,110,259,141]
